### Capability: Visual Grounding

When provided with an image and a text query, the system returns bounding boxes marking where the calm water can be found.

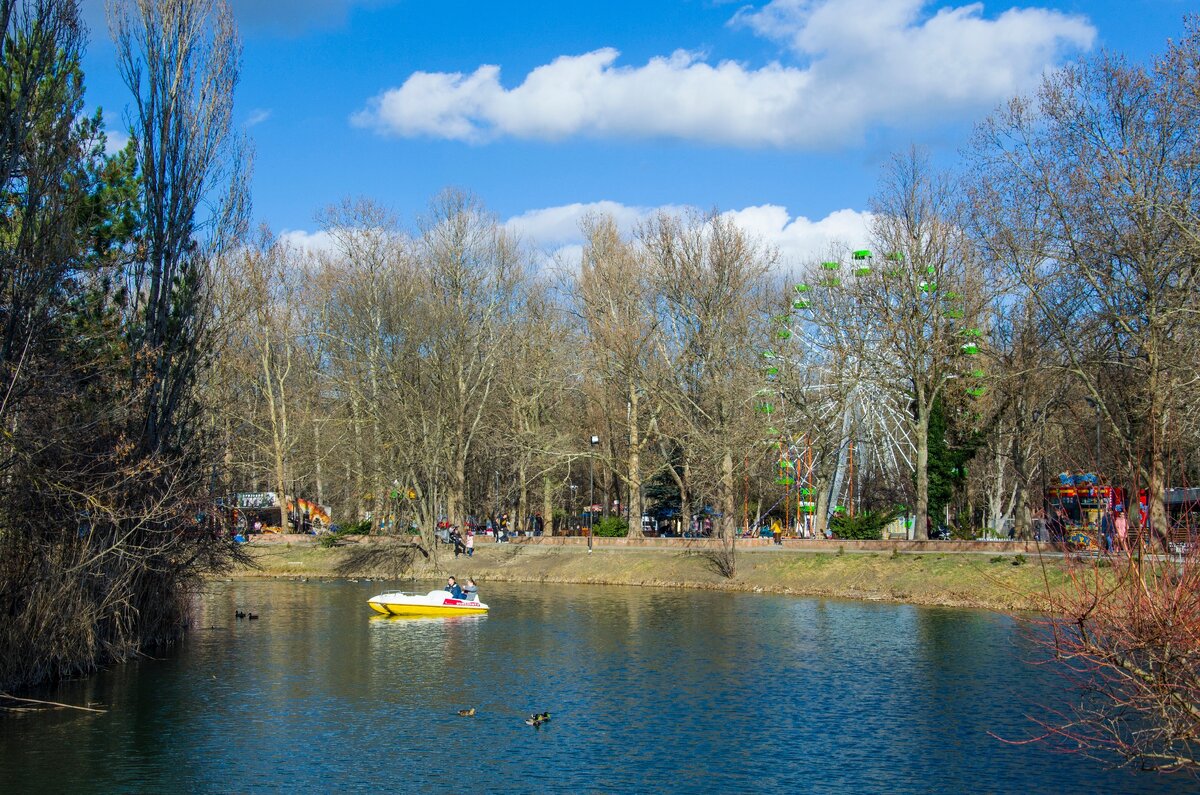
[2,580,1194,794]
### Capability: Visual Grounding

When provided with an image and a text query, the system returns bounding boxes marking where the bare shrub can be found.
[334,540,428,579]
[1017,544,1200,773]
[697,537,737,579]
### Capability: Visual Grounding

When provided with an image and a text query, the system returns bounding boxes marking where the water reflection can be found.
[1,581,1193,794]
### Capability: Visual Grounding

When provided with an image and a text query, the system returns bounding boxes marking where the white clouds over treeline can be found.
[353,0,1094,147]
[504,201,873,270]
[281,201,870,271]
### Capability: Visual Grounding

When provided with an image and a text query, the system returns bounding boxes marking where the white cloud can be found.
[505,200,685,247]
[722,205,871,268]
[353,0,1094,148]
[279,229,338,253]
[103,129,130,156]
[246,108,272,127]
[506,200,871,270]
[286,202,867,270]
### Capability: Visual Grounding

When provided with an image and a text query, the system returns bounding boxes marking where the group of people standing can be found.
[1098,506,1129,552]
[448,527,475,557]
[440,512,548,555]
[1044,504,1129,551]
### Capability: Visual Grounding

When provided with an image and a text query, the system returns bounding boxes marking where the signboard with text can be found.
[235,492,280,509]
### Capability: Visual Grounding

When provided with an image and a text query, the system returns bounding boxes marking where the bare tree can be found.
[417,190,527,528]
[318,198,410,527]
[497,280,579,535]
[643,211,774,539]
[971,24,1200,538]
[575,214,660,538]
[110,0,249,452]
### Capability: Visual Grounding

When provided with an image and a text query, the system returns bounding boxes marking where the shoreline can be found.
[229,536,1067,611]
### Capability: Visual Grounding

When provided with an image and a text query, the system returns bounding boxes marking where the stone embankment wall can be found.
[252,533,1035,554]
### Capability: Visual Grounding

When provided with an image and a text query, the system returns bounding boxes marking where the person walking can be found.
[1099,509,1115,553]
[465,529,475,557]
[1114,508,1128,548]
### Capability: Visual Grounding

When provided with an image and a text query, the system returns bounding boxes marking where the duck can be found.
[524,716,541,727]
[537,712,551,722]
[248,613,259,620]
[235,610,246,619]
[457,708,476,717]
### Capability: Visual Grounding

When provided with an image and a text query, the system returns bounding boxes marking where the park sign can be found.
[235,492,280,509]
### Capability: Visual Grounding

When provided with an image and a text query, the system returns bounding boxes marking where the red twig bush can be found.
[1020,543,1200,774]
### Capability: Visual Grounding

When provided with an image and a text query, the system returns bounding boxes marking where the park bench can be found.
[1167,525,1193,555]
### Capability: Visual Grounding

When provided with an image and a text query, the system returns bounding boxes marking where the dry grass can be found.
[237,540,1068,611]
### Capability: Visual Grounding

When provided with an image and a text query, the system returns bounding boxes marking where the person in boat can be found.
[444,576,466,600]
[463,578,478,601]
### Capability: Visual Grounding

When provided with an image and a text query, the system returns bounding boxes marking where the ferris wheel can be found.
[756,248,986,522]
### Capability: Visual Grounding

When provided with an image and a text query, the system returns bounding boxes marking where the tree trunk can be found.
[368,346,383,530]
[449,455,466,530]
[679,461,692,534]
[814,475,830,536]
[258,314,287,509]
[1012,481,1031,541]
[914,402,930,541]
[988,444,1005,535]
[719,450,736,539]
[1010,422,1032,540]
[626,384,644,538]
[313,419,323,506]
[517,461,528,534]
[1147,407,1169,546]
[350,393,364,521]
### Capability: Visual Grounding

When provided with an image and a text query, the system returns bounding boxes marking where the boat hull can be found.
[367,590,489,617]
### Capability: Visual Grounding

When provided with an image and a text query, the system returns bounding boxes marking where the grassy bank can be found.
[236,539,1069,611]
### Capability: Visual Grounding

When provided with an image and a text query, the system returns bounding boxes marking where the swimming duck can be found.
[537,712,551,722]
[235,610,246,619]
[525,716,541,727]
[248,613,259,620]
[457,708,476,717]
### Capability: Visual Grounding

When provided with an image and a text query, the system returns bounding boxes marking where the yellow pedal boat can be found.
[367,589,489,617]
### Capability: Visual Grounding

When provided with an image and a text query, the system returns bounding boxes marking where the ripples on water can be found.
[2,581,1194,794]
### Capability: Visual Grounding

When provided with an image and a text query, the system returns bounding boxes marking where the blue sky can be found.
[78,0,1194,266]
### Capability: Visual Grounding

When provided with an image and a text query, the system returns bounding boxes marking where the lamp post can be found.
[1084,397,1101,477]
[1034,410,1047,540]
[589,435,599,552]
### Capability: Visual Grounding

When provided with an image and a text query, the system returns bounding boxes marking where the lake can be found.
[2,580,1194,793]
